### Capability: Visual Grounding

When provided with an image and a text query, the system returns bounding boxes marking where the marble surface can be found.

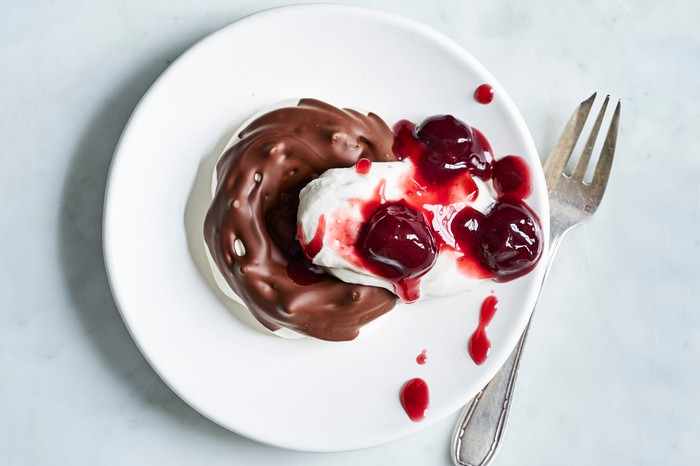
[1,0,698,464]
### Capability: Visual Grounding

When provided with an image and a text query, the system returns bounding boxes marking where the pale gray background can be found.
[1,0,698,465]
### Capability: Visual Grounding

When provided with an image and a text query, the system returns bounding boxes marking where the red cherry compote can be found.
[393,115,494,184]
[492,155,533,199]
[390,114,542,285]
[452,199,542,281]
[357,202,437,302]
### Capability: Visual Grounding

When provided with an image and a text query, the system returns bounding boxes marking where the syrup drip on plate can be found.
[468,294,498,365]
[474,84,494,104]
[400,378,430,422]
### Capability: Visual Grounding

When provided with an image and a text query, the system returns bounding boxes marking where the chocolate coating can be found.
[204,99,398,341]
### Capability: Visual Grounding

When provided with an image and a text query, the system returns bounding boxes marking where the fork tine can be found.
[544,93,597,189]
[589,100,620,201]
[571,95,610,181]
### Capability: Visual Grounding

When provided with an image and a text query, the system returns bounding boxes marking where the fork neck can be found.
[541,217,571,282]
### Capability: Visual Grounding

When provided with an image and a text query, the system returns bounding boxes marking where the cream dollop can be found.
[297,160,498,300]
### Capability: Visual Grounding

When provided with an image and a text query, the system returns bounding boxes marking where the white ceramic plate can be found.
[104,4,549,452]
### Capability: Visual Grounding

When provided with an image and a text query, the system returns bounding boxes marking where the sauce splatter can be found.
[297,215,326,260]
[416,349,428,365]
[356,157,372,174]
[474,84,494,104]
[468,294,498,365]
[400,378,429,421]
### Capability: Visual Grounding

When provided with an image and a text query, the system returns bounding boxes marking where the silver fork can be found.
[451,93,621,466]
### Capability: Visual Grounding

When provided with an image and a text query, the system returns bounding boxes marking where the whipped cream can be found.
[297,160,498,300]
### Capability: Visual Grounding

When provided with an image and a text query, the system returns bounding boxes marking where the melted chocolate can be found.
[204,99,398,341]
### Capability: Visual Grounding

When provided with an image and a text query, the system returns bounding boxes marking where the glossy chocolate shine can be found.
[204,99,398,341]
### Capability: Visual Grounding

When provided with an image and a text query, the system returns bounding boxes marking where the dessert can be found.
[204,100,543,342]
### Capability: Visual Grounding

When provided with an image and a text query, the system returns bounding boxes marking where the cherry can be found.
[492,155,532,200]
[392,120,424,161]
[452,200,542,281]
[357,203,437,281]
[479,200,542,279]
[415,115,494,182]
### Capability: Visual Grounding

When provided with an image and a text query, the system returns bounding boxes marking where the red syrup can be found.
[416,349,428,365]
[297,215,326,260]
[474,84,494,104]
[400,378,430,422]
[286,260,325,285]
[356,157,372,174]
[468,294,498,365]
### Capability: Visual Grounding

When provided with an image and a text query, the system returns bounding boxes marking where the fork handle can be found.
[451,227,566,466]
[451,319,530,466]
